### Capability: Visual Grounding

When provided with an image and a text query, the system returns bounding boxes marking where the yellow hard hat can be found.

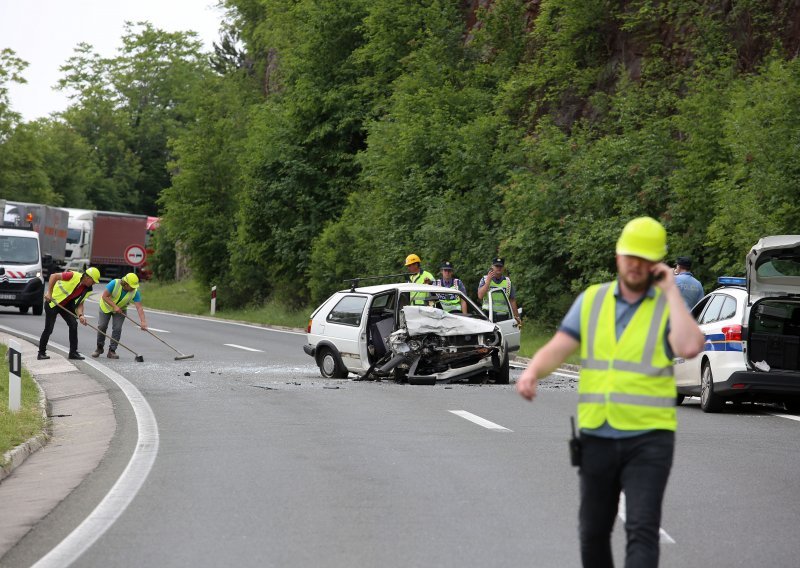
[405,253,421,266]
[122,273,140,289]
[85,267,101,283]
[616,217,667,262]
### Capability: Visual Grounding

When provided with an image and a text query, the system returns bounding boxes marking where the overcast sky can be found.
[1,0,225,122]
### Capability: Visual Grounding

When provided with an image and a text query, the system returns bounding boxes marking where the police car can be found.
[674,236,800,412]
[303,282,521,384]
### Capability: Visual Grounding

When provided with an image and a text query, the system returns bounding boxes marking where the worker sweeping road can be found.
[38,267,101,360]
[92,273,147,359]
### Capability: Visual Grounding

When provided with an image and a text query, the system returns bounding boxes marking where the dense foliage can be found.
[3,1,800,320]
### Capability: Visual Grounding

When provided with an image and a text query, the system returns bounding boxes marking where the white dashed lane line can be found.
[224,343,264,352]
[449,410,512,432]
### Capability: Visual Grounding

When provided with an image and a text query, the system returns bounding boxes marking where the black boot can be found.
[68,352,85,360]
[37,352,50,360]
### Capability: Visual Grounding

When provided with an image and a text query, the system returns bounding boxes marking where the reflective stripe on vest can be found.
[50,272,87,308]
[100,279,135,314]
[577,281,676,431]
[434,279,462,311]
[482,277,511,313]
[410,271,434,305]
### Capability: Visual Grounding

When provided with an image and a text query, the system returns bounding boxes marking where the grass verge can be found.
[140,279,310,329]
[0,344,46,463]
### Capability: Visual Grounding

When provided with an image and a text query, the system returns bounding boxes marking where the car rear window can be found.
[327,295,368,327]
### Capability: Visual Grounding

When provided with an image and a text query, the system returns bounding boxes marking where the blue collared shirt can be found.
[559,280,673,439]
[675,271,704,309]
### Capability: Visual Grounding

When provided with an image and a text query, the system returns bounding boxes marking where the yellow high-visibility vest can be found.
[100,279,137,314]
[578,282,677,432]
[410,270,434,305]
[49,272,90,308]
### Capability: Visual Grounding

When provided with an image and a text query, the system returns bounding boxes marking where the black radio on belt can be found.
[569,416,582,467]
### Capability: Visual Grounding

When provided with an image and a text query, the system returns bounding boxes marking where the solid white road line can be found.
[762,410,800,423]
[0,325,159,568]
[618,492,675,544]
[224,343,264,352]
[449,410,512,432]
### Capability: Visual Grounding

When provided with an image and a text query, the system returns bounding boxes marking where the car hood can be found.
[746,235,800,301]
[402,306,497,336]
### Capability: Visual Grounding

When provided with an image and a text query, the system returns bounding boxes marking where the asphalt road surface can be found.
[1,303,799,567]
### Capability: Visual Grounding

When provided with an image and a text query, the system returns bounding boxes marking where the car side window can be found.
[489,288,512,322]
[327,296,368,327]
[718,295,737,321]
[691,295,711,320]
[698,294,725,325]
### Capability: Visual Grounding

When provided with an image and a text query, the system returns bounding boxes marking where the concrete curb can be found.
[0,340,53,483]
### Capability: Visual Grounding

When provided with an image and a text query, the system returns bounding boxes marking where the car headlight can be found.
[24,270,42,279]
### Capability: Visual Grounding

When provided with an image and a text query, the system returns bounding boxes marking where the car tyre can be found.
[700,363,724,413]
[318,347,348,379]
[18,305,29,315]
[490,353,510,385]
[676,394,685,406]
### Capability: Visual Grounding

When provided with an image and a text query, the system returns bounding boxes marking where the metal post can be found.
[211,285,217,315]
[8,339,21,412]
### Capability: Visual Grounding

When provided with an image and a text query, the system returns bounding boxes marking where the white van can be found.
[0,226,44,315]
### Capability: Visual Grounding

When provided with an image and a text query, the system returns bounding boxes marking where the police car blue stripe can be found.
[703,333,743,352]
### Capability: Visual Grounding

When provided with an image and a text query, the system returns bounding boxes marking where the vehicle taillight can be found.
[307,319,312,333]
[722,324,742,342]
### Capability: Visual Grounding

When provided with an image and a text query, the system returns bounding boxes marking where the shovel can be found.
[120,311,195,360]
[54,302,145,362]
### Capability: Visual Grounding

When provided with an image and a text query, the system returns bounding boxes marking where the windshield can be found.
[67,228,82,244]
[0,235,39,264]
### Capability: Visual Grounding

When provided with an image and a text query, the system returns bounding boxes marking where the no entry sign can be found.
[125,244,146,267]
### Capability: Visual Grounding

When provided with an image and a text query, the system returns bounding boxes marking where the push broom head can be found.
[174,354,195,360]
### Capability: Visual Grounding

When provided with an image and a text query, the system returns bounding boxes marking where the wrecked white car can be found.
[303,282,521,384]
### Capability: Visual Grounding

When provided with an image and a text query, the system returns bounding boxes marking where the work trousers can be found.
[579,430,675,568]
[39,301,79,354]
[97,310,126,352]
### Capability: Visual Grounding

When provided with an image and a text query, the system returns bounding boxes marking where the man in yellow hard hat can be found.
[404,253,434,305]
[39,267,101,360]
[92,272,148,359]
[516,217,704,567]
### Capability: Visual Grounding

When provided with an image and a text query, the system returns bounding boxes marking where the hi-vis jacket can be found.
[410,270,435,305]
[49,272,91,309]
[578,282,677,432]
[100,279,137,314]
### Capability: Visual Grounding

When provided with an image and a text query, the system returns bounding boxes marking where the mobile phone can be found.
[647,271,665,286]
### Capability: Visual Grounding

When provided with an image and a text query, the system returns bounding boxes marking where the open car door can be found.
[487,287,521,356]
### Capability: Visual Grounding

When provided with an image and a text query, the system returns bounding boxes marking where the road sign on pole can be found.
[8,339,21,412]
[124,244,147,267]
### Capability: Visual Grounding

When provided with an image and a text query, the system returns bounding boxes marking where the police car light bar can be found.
[718,276,746,286]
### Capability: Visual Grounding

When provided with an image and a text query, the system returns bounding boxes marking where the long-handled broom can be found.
[120,311,195,360]
[54,303,145,362]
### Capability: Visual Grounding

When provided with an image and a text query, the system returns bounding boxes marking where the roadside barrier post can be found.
[7,339,21,412]
[211,285,217,316]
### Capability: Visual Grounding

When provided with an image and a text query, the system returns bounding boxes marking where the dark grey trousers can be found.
[96,310,126,352]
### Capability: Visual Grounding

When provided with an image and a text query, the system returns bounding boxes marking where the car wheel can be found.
[676,394,685,406]
[318,347,348,379]
[490,354,510,385]
[18,305,29,315]
[33,302,43,316]
[700,363,724,413]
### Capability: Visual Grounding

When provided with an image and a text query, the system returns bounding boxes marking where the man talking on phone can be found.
[477,257,521,326]
[516,216,704,568]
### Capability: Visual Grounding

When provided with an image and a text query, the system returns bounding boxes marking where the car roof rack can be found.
[0,220,34,231]
[344,273,411,292]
